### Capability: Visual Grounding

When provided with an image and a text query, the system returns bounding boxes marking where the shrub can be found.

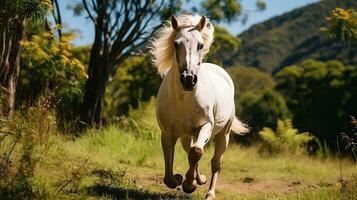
[259,119,313,154]
[19,31,87,131]
[237,90,291,145]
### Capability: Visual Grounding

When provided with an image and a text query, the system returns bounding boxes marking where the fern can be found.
[259,119,313,154]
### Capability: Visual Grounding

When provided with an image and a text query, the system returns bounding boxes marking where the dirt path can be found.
[128,171,326,198]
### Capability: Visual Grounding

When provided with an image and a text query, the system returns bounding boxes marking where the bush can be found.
[259,119,313,154]
[237,90,291,144]
[18,31,87,131]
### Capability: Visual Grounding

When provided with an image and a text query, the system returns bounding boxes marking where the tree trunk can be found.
[80,45,109,127]
[0,18,25,118]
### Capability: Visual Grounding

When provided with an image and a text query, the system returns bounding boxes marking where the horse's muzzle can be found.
[180,70,197,91]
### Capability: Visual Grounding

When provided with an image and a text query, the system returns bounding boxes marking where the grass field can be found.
[1,101,357,199]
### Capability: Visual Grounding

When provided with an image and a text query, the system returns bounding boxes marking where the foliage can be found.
[224,0,357,72]
[0,0,51,24]
[72,45,91,67]
[0,0,52,117]
[259,119,313,154]
[239,90,291,139]
[18,31,87,131]
[227,67,276,144]
[227,66,275,111]
[201,0,241,23]
[200,0,266,23]
[275,59,357,149]
[103,57,161,121]
[206,25,241,66]
[324,8,357,41]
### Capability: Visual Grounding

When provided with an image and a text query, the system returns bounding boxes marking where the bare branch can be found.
[82,0,96,23]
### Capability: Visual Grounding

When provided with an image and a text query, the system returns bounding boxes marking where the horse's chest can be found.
[158,100,210,136]
[173,106,208,135]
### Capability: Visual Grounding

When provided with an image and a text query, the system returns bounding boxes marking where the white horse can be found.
[150,14,248,199]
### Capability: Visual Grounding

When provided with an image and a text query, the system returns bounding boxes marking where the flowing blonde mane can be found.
[150,14,215,76]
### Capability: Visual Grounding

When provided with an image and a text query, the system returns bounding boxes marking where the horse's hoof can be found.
[205,191,215,200]
[164,174,183,189]
[182,179,197,194]
[197,174,207,185]
[174,174,183,185]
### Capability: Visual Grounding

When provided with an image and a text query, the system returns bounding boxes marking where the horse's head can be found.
[171,15,207,91]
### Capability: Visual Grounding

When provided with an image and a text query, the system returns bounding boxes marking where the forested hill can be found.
[225,0,357,73]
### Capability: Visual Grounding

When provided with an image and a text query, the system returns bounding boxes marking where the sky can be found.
[59,0,319,46]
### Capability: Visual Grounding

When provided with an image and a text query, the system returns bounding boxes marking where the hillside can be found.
[225,0,357,73]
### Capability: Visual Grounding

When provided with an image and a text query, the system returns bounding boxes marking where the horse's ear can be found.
[171,15,178,30]
[197,15,206,31]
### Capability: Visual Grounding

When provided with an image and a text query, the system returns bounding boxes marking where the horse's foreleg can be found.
[182,123,212,193]
[181,136,207,186]
[205,131,229,200]
[161,132,182,189]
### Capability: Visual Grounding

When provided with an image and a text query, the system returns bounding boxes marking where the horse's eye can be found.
[198,43,204,50]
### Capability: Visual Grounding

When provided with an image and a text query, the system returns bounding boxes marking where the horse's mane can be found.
[150,14,215,77]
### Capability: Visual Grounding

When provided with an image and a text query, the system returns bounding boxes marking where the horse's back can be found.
[202,63,235,93]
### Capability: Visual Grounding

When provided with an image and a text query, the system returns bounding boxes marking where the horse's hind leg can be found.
[161,132,183,189]
[182,123,212,193]
[205,131,229,200]
[181,136,207,185]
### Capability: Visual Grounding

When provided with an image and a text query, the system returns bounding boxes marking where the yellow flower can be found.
[333,8,351,20]
[60,55,70,64]
[42,0,53,10]
[42,31,53,39]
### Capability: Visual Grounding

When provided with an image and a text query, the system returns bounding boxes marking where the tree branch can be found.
[82,0,96,23]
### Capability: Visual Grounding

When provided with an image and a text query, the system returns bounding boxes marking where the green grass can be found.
[1,101,356,199]
[38,126,356,199]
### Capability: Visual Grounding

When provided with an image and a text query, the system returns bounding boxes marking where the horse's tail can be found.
[231,117,249,135]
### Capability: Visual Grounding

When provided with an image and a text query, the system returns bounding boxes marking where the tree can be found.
[51,0,62,39]
[0,0,50,117]
[73,0,171,127]
[226,66,275,113]
[323,8,357,41]
[275,59,357,149]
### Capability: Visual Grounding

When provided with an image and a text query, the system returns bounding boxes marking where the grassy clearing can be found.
[1,100,356,199]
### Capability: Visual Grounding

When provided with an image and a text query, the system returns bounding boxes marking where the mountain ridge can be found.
[225,0,357,73]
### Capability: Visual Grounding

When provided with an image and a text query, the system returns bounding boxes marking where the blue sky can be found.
[59,0,319,46]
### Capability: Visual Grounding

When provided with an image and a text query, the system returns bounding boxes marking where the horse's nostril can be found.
[180,74,185,85]
[193,75,197,84]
